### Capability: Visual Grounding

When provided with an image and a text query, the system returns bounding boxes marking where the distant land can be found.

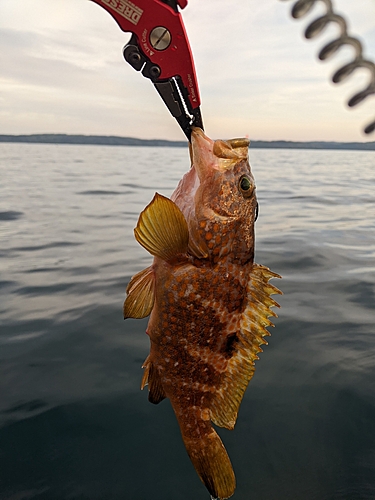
[0,134,374,151]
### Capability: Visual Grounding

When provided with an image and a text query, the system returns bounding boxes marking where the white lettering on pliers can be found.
[141,29,154,56]
[102,0,143,26]
[187,74,197,103]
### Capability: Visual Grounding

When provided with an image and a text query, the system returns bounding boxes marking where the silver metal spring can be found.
[279,0,375,134]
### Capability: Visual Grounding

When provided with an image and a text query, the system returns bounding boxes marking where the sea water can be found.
[0,143,374,499]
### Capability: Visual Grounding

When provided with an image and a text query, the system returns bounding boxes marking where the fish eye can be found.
[239,175,253,198]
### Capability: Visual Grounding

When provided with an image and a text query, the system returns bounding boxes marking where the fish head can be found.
[172,128,258,265]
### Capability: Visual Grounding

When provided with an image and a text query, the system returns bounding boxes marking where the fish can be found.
[123,127,282,499]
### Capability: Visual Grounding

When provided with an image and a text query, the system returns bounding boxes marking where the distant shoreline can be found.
[0,134,374,151]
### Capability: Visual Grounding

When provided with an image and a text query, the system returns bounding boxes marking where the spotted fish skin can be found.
[124,128,281,499]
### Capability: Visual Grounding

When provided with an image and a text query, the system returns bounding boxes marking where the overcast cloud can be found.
[1,0,374,141]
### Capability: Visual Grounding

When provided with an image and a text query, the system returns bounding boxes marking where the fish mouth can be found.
[190,127,250,177]
[172,128,251,225]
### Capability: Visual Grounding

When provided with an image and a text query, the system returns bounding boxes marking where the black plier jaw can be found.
[90,0,203,141]
[154,77,204,141]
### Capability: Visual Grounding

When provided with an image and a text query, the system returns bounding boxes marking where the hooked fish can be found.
[124,127,281,499]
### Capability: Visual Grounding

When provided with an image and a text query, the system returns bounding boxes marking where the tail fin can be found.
[179,416,235,499]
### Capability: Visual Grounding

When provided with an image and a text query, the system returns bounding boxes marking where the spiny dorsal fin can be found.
[123,266,155,319]
[134,193,189,261]
[141,356,166,405]
[210,264,282,430]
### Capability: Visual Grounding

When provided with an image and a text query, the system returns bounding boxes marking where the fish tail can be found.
[177,411,235,499]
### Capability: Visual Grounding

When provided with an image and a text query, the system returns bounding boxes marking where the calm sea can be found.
[0,143,374,500]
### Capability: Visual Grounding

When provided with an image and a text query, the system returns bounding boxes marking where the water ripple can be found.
[12,241,81,252]
[0,210,23,221]
[77,190,124,196]
[1,143,374,500]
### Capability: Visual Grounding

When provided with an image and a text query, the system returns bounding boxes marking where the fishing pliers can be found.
[90,0,203,140]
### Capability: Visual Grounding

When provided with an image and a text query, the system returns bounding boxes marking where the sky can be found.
[0,0,374,142]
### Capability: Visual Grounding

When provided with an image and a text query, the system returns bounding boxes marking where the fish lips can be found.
[190,127,250,180]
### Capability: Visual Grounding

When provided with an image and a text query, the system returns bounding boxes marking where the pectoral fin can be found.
[123,266,155,319]
[134,193,189,262]
[188,223,209,259]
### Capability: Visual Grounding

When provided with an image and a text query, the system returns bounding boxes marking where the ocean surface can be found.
[0,142,374,500]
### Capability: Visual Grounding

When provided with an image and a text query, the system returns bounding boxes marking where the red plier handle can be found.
[90,0,203,140]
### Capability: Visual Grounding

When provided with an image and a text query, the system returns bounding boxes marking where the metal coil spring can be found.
[279,0,375,134]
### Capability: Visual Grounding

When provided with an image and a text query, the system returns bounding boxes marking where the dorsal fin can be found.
[134,193,189,261]
[210,264,282,430]
[123,266,155,319]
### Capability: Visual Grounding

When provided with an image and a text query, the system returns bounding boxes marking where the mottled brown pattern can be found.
[148,260,251,408]
[124,128,281,499]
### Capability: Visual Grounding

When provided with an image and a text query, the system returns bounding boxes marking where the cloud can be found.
[0,0,374,141]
